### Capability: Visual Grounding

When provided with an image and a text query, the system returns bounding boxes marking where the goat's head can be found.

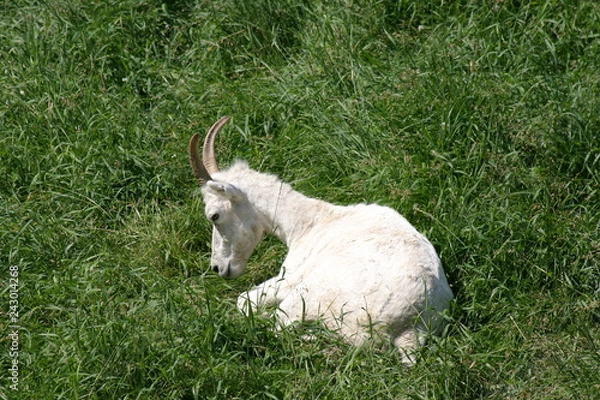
[189,117,266,279]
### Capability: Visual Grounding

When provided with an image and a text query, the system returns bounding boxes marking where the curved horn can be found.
[189,116,231,186]
[189,133,212,186]
[203,116,231,175]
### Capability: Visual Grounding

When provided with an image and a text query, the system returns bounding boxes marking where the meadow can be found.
[1,0,599,398]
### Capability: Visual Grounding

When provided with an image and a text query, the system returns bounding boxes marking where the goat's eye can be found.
[210,213,220,222]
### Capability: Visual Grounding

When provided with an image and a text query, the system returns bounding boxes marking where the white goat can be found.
[189,116,453,365]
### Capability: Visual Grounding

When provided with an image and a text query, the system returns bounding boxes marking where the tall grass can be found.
[1,0,598,399]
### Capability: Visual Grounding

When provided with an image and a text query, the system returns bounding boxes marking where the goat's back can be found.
[280,203,452,342]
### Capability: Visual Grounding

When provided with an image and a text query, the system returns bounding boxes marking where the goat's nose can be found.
[212,265,219,273]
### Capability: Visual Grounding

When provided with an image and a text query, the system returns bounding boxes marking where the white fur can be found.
[201,160,453,365]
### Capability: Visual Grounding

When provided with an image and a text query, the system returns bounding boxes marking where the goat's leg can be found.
[393,326,428,366]
[237,275,291,316]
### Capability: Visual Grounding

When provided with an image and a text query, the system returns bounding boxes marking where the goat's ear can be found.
[206,181,243,202]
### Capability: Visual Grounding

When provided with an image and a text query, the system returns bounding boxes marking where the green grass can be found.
[1,0,599,398]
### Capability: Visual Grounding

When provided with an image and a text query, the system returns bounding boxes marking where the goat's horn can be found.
[189,116,231,186]
[203,116,230,175]
[189,133,212,186]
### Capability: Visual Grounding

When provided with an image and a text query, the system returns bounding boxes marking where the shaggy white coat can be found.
[201,160,453,365]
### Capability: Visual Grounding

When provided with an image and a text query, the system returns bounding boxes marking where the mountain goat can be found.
[189,116,453,365]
